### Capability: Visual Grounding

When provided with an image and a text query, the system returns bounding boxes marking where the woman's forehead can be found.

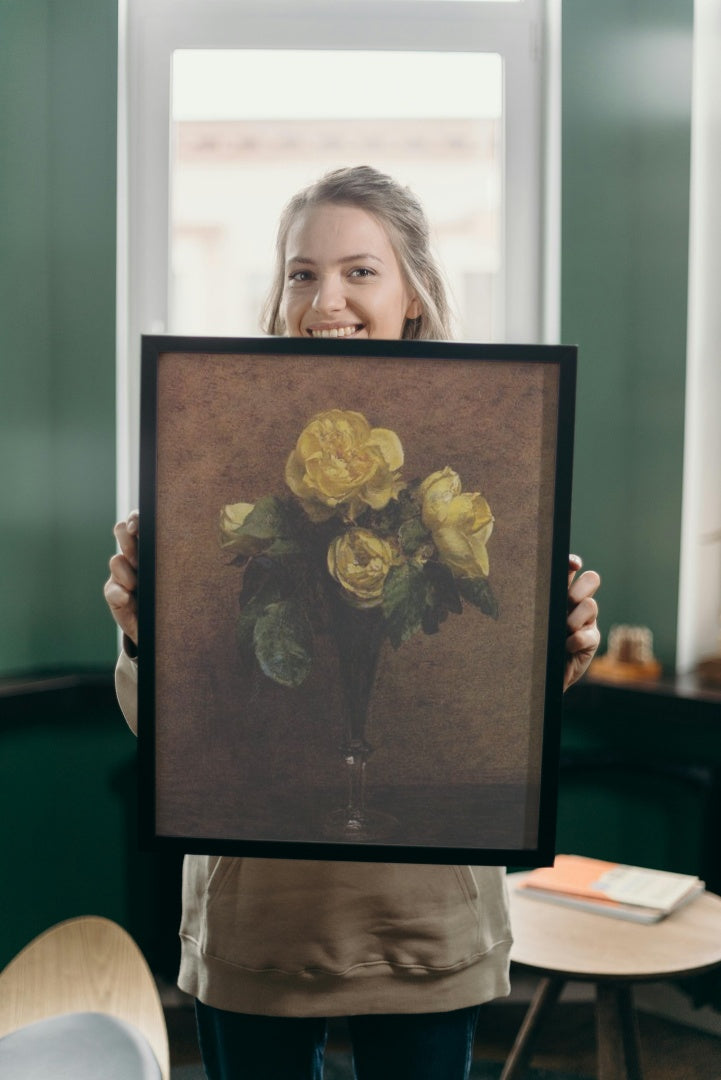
[285,202,396,263]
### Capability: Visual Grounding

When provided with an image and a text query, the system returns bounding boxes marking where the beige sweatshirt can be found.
[116,650,512,1016]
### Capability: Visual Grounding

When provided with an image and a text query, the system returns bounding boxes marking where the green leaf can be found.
[401,479,422,503]
[368,488,419,536]
[237,594,270,654]
[264,537,302,556]
[420,562,463,636]
[367,501,400,536]
[457,577,500,619]
[425,561,463,616]
[241,561,287,613]
[253,599,314,687]
[398,516,432,556]
[238,496,297,540]
[382,563,428,648]
[421,602,444,635]
[236,562,287,653]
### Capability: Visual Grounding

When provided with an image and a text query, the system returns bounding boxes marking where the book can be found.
[516,854,705,924]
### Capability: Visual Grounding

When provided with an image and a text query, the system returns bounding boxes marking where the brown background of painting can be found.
[150,349,559,849]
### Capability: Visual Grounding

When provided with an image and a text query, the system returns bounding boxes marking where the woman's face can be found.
[280,203,421,340]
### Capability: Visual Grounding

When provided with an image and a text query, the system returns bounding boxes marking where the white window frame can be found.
[117,0,559,512]
[676,0,721,674]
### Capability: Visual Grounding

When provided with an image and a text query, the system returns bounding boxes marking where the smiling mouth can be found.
[307,324,364,339]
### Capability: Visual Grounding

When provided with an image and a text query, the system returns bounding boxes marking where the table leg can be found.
[596,982,643,1080]
[499,976,565,1080]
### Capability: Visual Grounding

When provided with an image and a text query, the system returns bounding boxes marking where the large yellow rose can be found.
[219,502,267,556]
[327,528,395,608]
[419,468,494,578]
[286,409,404,521]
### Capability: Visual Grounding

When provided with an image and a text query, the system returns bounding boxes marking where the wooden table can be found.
[503,873,721,1080]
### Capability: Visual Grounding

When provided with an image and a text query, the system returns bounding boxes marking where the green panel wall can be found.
[0,0,128,974]
[1,2,54,670]
[0,685,184,975]
[0,0,118,675]
[0,690,135,967]
[562,1,693,669]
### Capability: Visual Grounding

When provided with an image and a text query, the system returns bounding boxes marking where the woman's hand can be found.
[103,510,139,647]
[564,554,601,691]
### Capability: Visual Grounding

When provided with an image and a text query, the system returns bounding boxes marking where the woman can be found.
[106,166,601,1080]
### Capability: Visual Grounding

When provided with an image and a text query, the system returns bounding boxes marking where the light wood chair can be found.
[503,873,721,1080]
[0,915,169,1079]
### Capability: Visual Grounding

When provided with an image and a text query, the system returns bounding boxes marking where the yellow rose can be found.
[327,528,395,608]
[219,502,267,555]
[432,493,494,578]
[286,409,404,521]
[419,469,494,578]
[418,467,462,530]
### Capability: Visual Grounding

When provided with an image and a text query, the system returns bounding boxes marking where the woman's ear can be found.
[406,296,423,320]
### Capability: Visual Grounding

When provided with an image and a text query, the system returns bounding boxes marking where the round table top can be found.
[508,871,721,981]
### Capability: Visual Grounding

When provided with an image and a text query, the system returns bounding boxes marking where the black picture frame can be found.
[138,335,576,865]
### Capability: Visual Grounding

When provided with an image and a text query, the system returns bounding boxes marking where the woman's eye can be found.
[288,270,313,283]
[349,267,375,279]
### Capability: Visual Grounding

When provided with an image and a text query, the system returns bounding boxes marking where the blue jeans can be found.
[195,1000,481,1080]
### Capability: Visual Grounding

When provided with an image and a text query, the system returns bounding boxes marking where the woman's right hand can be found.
[104,510,139,646]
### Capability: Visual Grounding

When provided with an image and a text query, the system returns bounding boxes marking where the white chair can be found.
[0,915,170,1079]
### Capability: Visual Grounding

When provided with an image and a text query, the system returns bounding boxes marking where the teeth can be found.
[311,326,359,338]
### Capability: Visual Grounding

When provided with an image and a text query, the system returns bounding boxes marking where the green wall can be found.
[0,0,118,675]
[0,683,183,973]
[562,0,693,669]
[0,0,130,970]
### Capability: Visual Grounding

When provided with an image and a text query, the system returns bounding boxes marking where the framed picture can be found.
[138,336,576,865]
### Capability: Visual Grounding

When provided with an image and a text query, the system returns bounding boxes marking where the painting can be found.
[137,336,576,864]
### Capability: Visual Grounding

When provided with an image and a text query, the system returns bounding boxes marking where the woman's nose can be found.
[312,274,345,314]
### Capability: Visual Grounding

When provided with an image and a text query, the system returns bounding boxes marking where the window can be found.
[118,0,557,509]
[170,49,503,340]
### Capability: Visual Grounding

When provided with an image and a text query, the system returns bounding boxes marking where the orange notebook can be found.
[517,855,704,923]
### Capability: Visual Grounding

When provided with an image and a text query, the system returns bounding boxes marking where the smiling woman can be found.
[282,205,420,340]
[263,167,451,341]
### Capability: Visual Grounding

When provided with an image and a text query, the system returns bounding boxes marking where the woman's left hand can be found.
[564,554,601,691]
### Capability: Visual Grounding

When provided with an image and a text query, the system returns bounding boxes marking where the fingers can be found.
[566,590,599,636]
[567,569,601,649]
[103,575,139,643]
[105,511,140,645]
[110,548,137,588]
[103,574,135,617]
[568,567,601,610]
[113,510,139,568]
[564,558,601,690]
[567,553,583,588]
[566,622,601,658]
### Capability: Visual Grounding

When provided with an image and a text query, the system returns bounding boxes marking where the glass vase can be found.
[323,596,398,841]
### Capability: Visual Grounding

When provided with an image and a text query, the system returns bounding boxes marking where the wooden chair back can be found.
[0,915,169,1080]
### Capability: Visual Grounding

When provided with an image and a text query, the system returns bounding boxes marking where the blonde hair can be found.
[262,165,453,341]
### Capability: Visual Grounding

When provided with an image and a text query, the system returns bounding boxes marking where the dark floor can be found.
[165,989,721,1079]
[474,999,721,1079]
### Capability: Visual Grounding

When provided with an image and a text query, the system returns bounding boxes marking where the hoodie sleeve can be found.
[115,641,139,736]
